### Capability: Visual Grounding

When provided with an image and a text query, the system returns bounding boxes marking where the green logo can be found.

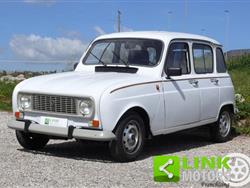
[153,156,180,182]
[153,155,230,183]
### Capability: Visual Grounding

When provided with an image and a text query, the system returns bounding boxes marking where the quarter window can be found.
[165,42,190,74]
[216,48,227,73]
[193,44,213,74]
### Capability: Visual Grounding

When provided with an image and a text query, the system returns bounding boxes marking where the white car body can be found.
[8,31,235,142]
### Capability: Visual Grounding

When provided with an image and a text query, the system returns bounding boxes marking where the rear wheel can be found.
[109,112,145,162]
[210,107,232,142]
[16,130,49,150]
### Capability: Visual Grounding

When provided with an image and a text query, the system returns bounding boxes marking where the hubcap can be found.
[122,120,141,154]
[219,111,231,137]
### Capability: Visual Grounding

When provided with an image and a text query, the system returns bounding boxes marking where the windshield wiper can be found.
[89,51,106,66]
[89,42,111,66]
[112,50,129,67]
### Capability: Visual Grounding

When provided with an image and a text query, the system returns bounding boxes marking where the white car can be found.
[8,31,235,161]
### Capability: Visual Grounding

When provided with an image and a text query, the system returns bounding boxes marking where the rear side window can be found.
[193,43,213,74]
[216,48,227,73]
[165,42,190,74]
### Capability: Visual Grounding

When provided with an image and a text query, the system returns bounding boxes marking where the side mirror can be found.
[166,67,182,78]
[73,63,78,70]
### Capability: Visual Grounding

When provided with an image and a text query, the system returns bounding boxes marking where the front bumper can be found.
[7,120,116,141]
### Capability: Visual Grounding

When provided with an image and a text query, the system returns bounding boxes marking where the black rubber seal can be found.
[95,66,138,73]
[67,125,74,139]
[23,121,31,133]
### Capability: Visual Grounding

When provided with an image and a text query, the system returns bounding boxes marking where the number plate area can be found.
[40,116,68,128]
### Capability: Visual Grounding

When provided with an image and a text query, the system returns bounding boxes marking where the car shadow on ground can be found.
[18,126,238,163]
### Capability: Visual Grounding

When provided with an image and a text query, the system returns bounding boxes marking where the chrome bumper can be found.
[7,120,116,141]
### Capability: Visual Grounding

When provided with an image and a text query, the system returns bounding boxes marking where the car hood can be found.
[15,71,151,99]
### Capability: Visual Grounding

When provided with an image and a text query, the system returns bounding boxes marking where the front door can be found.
[163,42,201,128]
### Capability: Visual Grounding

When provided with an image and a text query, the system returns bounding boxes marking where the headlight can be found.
[18,94,32,111]
[78,99,94,117]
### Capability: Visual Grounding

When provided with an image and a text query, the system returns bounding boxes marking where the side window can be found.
[165,42,190,74]
[216,48,227,73]
[193,43,213,74]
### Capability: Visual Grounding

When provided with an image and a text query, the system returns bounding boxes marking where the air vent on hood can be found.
[95,66,138,73]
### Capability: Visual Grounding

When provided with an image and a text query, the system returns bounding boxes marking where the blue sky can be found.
[0,0,249,71]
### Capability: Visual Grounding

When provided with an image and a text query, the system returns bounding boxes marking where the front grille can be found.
[32,94,77,115]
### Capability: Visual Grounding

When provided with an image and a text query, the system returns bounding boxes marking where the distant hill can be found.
[226,49,250,58]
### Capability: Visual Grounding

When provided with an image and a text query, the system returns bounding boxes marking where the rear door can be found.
[163,41,201,128]
[192,43,219,121]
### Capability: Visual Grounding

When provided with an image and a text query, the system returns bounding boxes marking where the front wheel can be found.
[109,112,146,162]
[16,130,49,150]
[210,107,232,142]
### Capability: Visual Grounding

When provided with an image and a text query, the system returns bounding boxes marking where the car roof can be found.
[95,31,221,46]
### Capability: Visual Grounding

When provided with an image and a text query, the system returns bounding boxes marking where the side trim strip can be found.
[110,81,162,94]
[110,76,230,94]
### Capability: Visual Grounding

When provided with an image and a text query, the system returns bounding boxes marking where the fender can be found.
[99,83,165,134]
[113,102,150,131]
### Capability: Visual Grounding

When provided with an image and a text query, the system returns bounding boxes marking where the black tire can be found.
[109,112,146,162]
[75,139,99,145]
[210,107,232,142]
[75,139,86,144]
[16,130,49,150]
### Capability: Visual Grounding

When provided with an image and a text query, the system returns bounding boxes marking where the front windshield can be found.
[83,39,163,67]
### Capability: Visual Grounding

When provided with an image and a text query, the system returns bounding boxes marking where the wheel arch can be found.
[113,106,152,139]
[217,102,235,120]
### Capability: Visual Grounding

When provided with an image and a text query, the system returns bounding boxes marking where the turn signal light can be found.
[89,120,100,128]
[15,112,23,119]
[15,112,20,119]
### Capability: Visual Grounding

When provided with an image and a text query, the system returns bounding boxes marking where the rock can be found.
[16,74,25,81]
[0,74,26,82]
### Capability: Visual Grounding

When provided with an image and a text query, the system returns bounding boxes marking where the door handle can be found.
[189,79,199,87]
[210,78,219,85]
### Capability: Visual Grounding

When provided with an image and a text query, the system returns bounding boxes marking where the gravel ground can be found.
[1,111,250,188]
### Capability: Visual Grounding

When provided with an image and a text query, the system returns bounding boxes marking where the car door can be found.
[163,41,201,128]
[192,43,219,121]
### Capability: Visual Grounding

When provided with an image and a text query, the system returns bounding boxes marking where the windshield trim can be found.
[82,38,165,68]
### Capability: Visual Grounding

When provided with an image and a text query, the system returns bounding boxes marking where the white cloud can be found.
[94,26,106,36]
[63,30,82,39]
[23,0,56,4]
[9,34,87,63]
